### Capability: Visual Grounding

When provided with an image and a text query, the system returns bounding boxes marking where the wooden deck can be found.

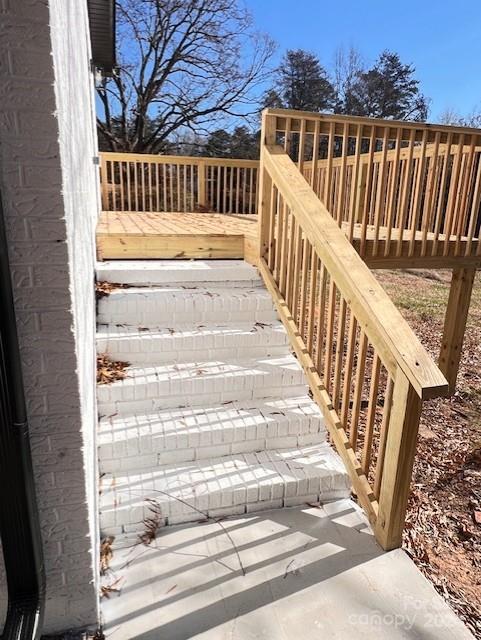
[96,211,258,262]
[97,210,481,269]
[344,223,481,269]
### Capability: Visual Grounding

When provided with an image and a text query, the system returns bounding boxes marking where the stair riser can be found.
[98,443,352,535]
[96,329,290,365]
[100,482,349,535]
[98,308,278,327]
[98,384,309,417]
[100,433,327,473]
[97,291,277,327]
[99,430,326,472]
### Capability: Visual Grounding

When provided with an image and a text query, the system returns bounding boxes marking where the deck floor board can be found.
[96,211,481,268]
[97,211,258,261]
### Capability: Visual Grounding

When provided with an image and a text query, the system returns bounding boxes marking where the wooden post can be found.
[197,160,206,208]
[375,369,422,551]
[258,111,276,259]
[439,267,476,394]
[99,153,108,211]
[356,161,368,224]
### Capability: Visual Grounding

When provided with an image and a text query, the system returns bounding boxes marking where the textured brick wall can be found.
[0,0,99,633]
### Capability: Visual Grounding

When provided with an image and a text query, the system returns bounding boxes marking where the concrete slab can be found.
[101,500,473,640]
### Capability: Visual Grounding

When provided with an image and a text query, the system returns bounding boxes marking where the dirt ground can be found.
[374,269,481,638]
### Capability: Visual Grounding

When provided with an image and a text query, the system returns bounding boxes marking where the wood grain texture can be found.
[96,211,257,261]
[439,267,476,393]
[263,145,449,400]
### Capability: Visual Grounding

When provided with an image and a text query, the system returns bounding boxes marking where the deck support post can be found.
[258,112,276,259]
[439,267,476,394]
[375,369,422,551]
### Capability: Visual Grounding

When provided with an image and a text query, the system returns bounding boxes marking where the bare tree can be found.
[332,46,364,114]
[97,0,275,153]
[439,106,481,127]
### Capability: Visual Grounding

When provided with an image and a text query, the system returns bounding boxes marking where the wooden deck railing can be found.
[100,152,258,215]
[258,111,449,550]
[266,108,481,264]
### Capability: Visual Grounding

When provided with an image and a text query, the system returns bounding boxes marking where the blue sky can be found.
[245,0,481,121]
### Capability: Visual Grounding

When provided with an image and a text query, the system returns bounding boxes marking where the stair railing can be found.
[257,111,449,550]
[265,108,481,265]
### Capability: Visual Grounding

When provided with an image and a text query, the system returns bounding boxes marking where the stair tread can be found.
[98,285,273,297]
[97,354,309,415]
[96,320,287,339]
[99,395,322,431]
[99,443,351,531]
[98,354,303,389]
[98,395,324,445]
[96,259,260,280]
[96,259,261,285]
[97,284,278,327]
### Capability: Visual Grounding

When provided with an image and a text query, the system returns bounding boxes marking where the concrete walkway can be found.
[100,500,473,639]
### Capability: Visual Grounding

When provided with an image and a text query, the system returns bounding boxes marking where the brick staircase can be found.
[96,260,350,535]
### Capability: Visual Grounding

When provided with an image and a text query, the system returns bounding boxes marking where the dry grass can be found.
[375,269,481,638]
[138,499,164,546]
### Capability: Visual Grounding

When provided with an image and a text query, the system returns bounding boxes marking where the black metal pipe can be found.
[0,191,46,640]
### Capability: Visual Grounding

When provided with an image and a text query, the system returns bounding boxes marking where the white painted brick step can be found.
[97,286,277,326]
[96,321,290,365]
[96,259,261,287]
[97,354,308,416]
[99,444,351,534]
[98,395,327,470]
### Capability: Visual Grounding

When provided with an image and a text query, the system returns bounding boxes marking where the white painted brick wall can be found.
[0,0,99,634]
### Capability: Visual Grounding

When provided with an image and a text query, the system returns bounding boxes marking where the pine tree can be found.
[348,50,428,121]
[202,126,258,159]
[264,49,335,112]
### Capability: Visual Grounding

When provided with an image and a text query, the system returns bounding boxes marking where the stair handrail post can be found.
[258,110,276,260]
[374,367,423,550]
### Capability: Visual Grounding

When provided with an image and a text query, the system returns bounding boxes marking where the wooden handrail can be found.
[263,145,448,400]
[100,151,258,168]
[266,107,481,142]
[257,120,450,549]
[303,142,481,170]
